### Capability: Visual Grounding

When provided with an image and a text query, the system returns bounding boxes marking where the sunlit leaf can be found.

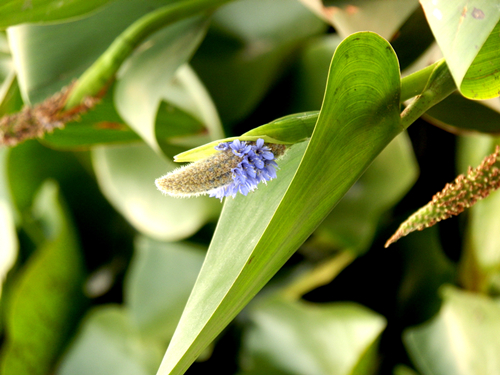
[0,181,86,375]
[157,31,402,375]
[420,0,500,99]
[404,286,500,375]
[299,0,419,39]
[240,297,386,375]
[57,306,163,375]
[124,237,205,341]
[92,142,221,241]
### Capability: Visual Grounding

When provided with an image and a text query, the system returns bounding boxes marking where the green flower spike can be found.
[385,145,500,248]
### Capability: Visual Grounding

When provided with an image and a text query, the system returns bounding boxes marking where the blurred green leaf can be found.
[0,146,17,300]
[424,92,500,134]
[420,0,500,99]
[191,0,326,125]
[0,181,86,375]
[315,132,418,253]
[124,237,205,341]
[393,365,421,375]
[0,0,115,28]
[114,25,223,153]
[157,31,402,375]
[239,297,385,375]
[7,0,189,104]
[0,73,23,117]
[92,142,221,241]
[404,285,500,375]
[300,0,419,39]
[395,227,455,324]
[57,306,163,375]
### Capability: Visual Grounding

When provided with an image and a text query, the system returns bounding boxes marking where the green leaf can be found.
[301,0,419,39]
[108,5,223,154]
[239,297,386,375]
[7,0,192,104]
[424,92,500,134]
[191,0,326,125]
[124,237,205,341]
[92,142,221,241]
[157,31,402,375]
[404,285,500,375]
[420,0,500,99]
[57,306,163,375]
[0,146,17,300]
[0,0,114,29]
[174,111,318,162]
[315,132,418,253]
[0,180,86,375]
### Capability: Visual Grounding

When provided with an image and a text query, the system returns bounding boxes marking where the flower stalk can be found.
[385,145,500,247]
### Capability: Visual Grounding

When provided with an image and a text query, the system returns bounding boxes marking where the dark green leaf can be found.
[0,181,86,375]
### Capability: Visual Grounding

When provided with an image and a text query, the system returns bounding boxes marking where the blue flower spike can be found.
[155,138,287,201]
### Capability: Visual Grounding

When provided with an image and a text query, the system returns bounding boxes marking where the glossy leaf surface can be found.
[420,0,500,99]
[157,31,402,375]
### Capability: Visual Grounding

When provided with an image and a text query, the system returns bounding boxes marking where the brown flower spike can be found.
[0,82,100,147]
[385,145,500,247]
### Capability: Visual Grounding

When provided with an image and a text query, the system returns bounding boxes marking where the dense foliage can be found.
[1,1,500,375]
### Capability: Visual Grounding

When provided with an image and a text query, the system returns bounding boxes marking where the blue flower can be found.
[207,139,283,201]
[156,138,286,201]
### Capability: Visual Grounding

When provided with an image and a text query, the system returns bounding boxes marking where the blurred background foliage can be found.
[0,1,500,374]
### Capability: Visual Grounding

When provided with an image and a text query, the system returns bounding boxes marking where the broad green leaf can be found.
[457,135,500,293]
[0,0,115,29]
[7,0,190,104]
[191,0,326,125]
[0,73,23,117]
[424,92,500,134]
[299,0,419,39]
[0,181,86,375]
[57,306,163,375]
[404,286,500,375]
[124,237,205,341]
[157,31,402,375]
[239,297,385,375]
[315,132,418,253]
[92,142,221,241]
[420,0,500,99]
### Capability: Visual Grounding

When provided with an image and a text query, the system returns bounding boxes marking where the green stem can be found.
[400,59,441,102]
[400,59,457,129]
[64,0,233,109]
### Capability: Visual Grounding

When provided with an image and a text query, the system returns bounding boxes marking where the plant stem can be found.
[64,0,233,109]
[400,59,457,129]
